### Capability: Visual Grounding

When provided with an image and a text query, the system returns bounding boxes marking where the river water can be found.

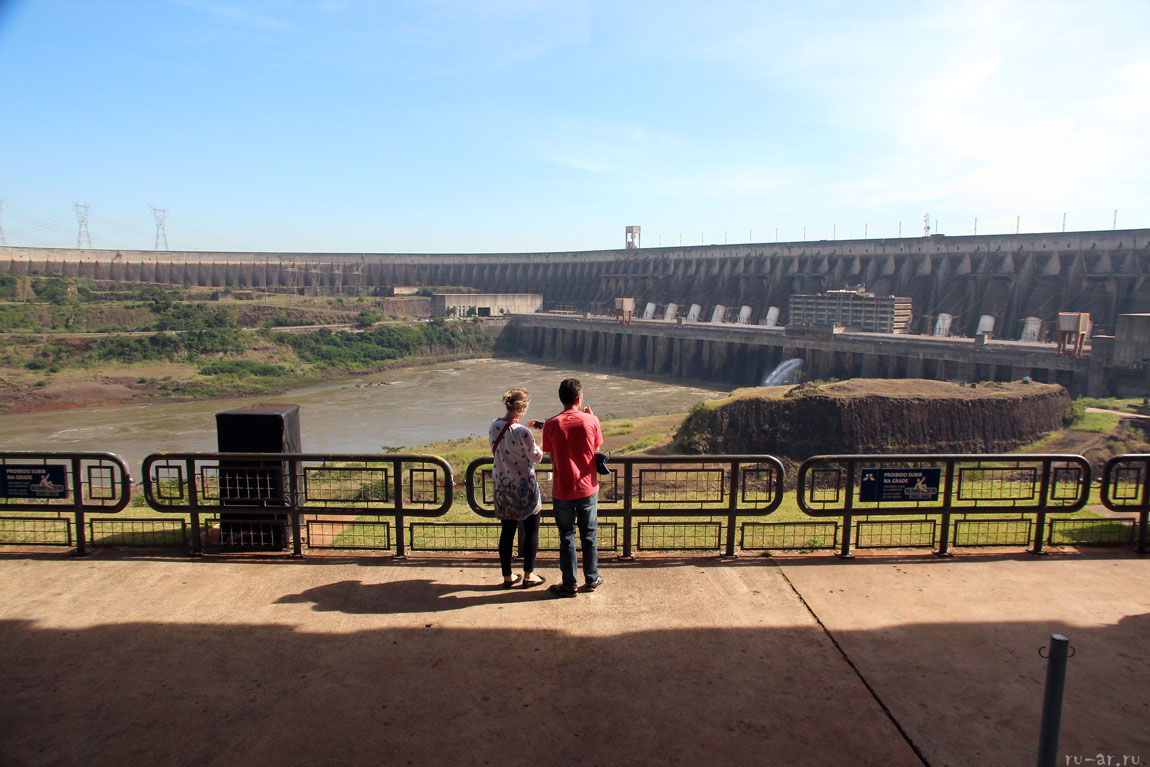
[0,358,726,475]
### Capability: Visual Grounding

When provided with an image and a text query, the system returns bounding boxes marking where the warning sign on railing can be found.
[0,465,68,499]
[859,468,940,503]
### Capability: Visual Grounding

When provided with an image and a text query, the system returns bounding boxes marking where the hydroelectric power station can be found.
[4,227,1150,396]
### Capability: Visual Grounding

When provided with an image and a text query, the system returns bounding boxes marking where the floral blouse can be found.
[489,417,544,521]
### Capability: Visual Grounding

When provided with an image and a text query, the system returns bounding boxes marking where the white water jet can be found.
[762,358,803,386]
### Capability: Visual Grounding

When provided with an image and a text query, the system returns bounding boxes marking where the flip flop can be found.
[502,574,522,589]
[521,575,546,589]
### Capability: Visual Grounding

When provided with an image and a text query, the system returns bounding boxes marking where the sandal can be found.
[502,574,522,589]
[521,575,546,589]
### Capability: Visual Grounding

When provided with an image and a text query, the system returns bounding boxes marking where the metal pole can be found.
[1139,457,1150,555]
[289,457,302,557]
[187,457,203,555]
[1032,458,1052,555]
[724,460,739,557]
[71,456,87,557]
[622,459,634,559]
[839,461,855,558]
[936,459,955,556]
[1036,633,1070,767]
[394,458,406,558]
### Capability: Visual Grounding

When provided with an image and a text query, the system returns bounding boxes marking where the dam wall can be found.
[498,314,1103,396]
[3,227,1149,339]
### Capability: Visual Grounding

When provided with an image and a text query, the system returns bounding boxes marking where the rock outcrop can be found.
[674,379,1071,459]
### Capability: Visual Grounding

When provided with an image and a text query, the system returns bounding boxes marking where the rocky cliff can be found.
[674,379,1071,459]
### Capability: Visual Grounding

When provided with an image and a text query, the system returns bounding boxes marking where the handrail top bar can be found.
[469,454,786,462]
[143,452,451,463]
[802,453,1090,462]
[0,450,129,461]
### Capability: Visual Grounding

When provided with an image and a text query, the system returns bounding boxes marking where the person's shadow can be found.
[275,578,552,614]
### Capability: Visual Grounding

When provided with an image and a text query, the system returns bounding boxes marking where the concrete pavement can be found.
[0,547,1147,766]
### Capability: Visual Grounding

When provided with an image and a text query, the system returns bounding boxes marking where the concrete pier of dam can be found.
[4,227,1149,339]
[498,313,1106,396]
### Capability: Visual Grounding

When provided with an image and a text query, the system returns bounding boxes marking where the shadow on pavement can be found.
[2,613,1148,767]
[275,578,554,613]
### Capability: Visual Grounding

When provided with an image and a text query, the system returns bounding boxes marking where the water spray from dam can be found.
[762,358,804,386]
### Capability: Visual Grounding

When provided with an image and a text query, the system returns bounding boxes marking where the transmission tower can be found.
[923,213,931,237]
[151,205,169,250]
[0,200,7,246]
[74,202,93,248]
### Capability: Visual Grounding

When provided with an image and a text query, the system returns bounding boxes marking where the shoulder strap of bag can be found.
[492,419,515,454]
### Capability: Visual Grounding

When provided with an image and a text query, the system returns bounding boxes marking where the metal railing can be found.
[141,452,452,555]
[1099,453,1150,554]
[797,454,1091,557]
[465,454,786,557]
[0,451,132,556]
[2,448,1136,559]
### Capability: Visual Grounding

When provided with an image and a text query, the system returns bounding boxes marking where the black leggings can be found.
[499,515,540,576]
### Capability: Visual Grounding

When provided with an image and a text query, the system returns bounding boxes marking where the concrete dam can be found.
[497,313,1105,396]
[3,227,1149,338]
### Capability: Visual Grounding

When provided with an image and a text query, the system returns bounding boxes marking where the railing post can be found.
[936,459,955,556]
[621,460,634,559]
[724,460,739,557]
[1139,458,1150,554]
[288,457,303,557]
[1036,633,1071,767]
[394,458,406,558]
[1032,458,1052,555]
[185,458,203,555]
[839,460,855,558]
[1139,508,1149,555]
[71,456,87,557]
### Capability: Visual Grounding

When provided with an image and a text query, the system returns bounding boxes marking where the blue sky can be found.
[1,0,1147,253]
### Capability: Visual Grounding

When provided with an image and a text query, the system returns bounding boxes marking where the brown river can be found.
[0,358,726,476]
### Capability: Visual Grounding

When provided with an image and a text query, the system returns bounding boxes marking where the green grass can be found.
[618,435,659,453]
[1070,411,1122,433]
[1076,397,1144,413]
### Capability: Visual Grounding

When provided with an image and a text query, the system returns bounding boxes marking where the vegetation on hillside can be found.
[0,275,429,333]
[0,273,495,410]
[278,320,491,370]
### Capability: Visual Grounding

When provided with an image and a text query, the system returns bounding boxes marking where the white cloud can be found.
[764,0,1150,225]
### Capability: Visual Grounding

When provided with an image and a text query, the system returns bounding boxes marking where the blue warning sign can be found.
[859,468,940,503]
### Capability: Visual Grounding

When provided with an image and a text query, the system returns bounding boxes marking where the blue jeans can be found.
[553,494,599,589]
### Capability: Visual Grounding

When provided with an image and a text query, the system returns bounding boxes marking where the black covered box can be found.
[215,403,301,548]
[216,403,302,454]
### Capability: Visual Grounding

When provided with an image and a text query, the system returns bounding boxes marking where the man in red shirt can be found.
[541,378,604,597]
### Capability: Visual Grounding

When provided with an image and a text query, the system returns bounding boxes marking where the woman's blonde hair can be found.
[502,387,530,413]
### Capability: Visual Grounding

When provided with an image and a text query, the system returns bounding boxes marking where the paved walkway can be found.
[1,547,1148,767]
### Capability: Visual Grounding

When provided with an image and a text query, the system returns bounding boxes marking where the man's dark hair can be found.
[559,378,582,407]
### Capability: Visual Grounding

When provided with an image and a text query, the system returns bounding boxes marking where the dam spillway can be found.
[497,313,1099,396]
[3,227,1149,338]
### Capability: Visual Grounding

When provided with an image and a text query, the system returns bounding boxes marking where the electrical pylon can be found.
[151,205,169,250]
[74,202,93,248]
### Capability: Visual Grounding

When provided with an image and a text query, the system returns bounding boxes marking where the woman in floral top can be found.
[489,388,546,588]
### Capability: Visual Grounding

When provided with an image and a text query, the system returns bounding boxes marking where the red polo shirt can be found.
[542,408,604,501]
